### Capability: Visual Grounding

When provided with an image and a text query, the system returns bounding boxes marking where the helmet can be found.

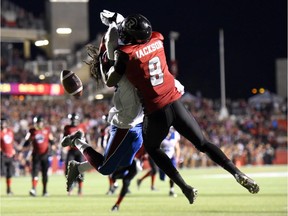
[118,14,152,44]
[68,113,79,120]
[33,115,44,124]
[68,113,80,126]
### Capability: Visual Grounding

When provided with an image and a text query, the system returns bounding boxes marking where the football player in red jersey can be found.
[136,154,158,191]
[22,115,55,197]
[0,118,16,195]
[102,13,260,204]
[61,11,145,211]
[61,113,87,196]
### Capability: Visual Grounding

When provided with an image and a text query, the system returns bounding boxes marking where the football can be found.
[60,70,83,98]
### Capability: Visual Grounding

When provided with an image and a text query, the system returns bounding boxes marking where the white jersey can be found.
[107,75,144,129]
[160,128,180,158]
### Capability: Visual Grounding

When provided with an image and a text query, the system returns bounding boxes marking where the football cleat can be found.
[235,173,260,194]
[66,160,82,192]
[106,182,119,195]
[42,192,49,197]
[182,186,197,204]
[111,204,119,212]
[151,186,158,191]
[135,159,143,172]
[61,130,84,147]
[136,179,141,189]
[29,189,36,197]
[7,191,13,196]
[169,191,177,197]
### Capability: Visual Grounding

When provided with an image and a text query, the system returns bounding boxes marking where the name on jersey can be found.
[135,40,163,58]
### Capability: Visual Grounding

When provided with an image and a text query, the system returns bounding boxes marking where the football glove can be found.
[174,79,185,95]
[100,10,124,26]
[104,22,118,60]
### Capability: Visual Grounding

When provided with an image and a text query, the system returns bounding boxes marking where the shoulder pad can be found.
[151,32,164,40]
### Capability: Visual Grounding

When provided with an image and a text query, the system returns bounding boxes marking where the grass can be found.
[1,165,287,216]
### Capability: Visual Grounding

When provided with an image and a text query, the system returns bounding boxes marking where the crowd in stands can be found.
[179,97,287,168]
[1,0,50,84]
[1,92,287,176]
[1,1,287,177]
[1,44,32,83]
[1,0,44,29]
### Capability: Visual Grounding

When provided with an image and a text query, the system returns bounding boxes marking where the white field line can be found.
[200,172,288,179]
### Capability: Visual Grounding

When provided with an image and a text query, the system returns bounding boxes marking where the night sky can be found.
[8,0,288,99]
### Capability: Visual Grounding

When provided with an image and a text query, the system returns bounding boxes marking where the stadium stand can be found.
[1,0,287,176]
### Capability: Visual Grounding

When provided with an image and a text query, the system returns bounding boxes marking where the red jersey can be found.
[119,32,181,114]
[63,125,80,136]
[63,125,85,150]
[29,127,51,155]
[0,128,15,158]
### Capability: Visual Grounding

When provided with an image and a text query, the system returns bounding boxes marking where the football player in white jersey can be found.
[159,127,181,197]
[61,10,185,211]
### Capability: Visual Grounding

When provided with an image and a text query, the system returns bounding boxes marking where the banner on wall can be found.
[0,83,65,95]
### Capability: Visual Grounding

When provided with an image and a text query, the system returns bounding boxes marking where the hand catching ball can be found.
[60,70,83,98]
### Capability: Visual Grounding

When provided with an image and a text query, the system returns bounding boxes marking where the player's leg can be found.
[143,107,197,204]
[30,154,40,196]
[169,157,177,197]
[64,142,103,193]
[111,160,138,211]
[65,150,78,194]
[61,130,104,172]
[137,169,151,189]
[2,159,7,192]
[106,175,119,195]
[98,124,142,175]
[2,155,13,195]
[65,150,75,176]
[41,154,49,196]
[74,151,85,195]
[138,156,158,190]
[6,161,13,195]
[148,157,158,190]
[172,100,259,194]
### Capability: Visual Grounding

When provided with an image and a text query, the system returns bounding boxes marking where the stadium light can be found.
[218,29,229,121]
[56,28,72,35]
[35,39,49,47]
[39,74,46,80]
[251,88,257,94]
[95,94,104,100]
[259,88,265,94]
[169,31,179,61]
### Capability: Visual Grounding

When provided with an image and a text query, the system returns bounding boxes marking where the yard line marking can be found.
[200,172,288,179]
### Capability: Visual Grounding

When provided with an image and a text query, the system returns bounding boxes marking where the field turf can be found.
[1,165,287,216]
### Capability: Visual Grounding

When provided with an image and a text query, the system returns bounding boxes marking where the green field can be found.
[1,165,287,216]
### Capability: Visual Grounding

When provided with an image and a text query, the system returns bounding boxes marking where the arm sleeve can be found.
[114,50,129,75]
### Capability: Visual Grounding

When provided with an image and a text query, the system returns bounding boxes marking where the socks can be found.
[74,138,91,154]
[78,161,94,174]
[204,141,242,176]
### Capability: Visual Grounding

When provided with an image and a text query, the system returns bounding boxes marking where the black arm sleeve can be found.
[114,50,129,75]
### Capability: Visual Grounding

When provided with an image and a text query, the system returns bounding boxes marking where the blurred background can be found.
[0,0,287,176]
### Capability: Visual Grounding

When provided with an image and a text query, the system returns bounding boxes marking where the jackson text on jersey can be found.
[135,40,163,58]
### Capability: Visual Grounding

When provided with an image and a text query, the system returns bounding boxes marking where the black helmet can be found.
[33,115,44,124]
[68,113,80,126]
[118,14,152,44]
[68,113,79,120]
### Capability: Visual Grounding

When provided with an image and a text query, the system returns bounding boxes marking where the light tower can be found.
[218,29,229,121]
[169,31,180,77]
